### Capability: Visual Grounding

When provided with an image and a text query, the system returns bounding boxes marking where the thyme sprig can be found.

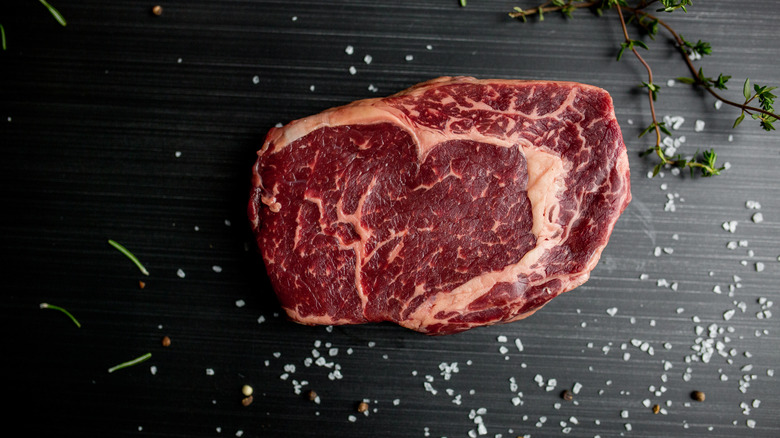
[509,0,779,177]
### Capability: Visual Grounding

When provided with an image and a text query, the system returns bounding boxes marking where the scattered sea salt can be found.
[694,120,705,131]
[752,212,763,223]
[176,268,186,278]
[252,75,260,84]
[345,45,354,55]
[606,307,618,317]
[363,54,373,64]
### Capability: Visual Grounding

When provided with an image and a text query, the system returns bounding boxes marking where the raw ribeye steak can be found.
[248,76,631,335]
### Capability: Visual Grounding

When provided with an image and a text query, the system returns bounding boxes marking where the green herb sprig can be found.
[1,0,66,51]
[509,0,779,177]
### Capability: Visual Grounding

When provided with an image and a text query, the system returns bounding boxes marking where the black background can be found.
[3,1,779,437]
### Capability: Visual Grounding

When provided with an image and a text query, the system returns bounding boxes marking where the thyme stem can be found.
[616,4,664,162]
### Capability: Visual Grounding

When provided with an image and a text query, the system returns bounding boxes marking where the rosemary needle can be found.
[108,352,152,373]
[39,302,81,328]
[108,239,150,276]
[39,0,67,27]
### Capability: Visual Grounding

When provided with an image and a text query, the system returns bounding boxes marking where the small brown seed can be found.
[161,335,171,347]
[652,404,660,414]
[692,390,705,402]
[561,390,573,401]
[357,401,369,413]
[152,5,163,16]
[138,280,146,289]
[307,390,318,401]
[241,395,253,407]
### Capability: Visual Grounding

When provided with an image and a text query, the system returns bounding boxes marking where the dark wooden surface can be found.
[4,1,779,436]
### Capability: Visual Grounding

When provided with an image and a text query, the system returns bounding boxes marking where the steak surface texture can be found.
[248,76,631,335]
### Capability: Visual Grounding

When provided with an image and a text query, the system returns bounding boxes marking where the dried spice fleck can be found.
[161,336,171,347]
[561,390,573,401]
[652,404,660,414]
[152,5,163,16]
[357,401,369,413]
[138,280,146,289]
[692,390,705,402]
[307,390,318,402]
[241,395,253,407]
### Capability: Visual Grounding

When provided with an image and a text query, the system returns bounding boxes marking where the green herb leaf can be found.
[39,0,67,27]
[108,353,152,373]
[0,24,6,51]
[108,239,150,276]
[40,302,82,328]
[733,112,746,128]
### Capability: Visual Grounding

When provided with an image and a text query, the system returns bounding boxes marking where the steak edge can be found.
[248,76,631,335]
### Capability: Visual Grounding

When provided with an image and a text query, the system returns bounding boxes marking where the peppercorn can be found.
[357,401,369,413]
[307,390,318,402]
[152,5,163,16]
[692,390,705,402]
[652,404,660,414]
[561,390,573,401]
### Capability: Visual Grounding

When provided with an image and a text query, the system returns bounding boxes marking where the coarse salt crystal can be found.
[345,45,354,55]
[606,307,618,317]
[694,120,705,131]
[723,309,736,321]
[752,212,763,223]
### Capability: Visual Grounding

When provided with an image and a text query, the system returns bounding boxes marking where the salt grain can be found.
[752,212,763,223]
[694,120,705,131]
[345,45,354,55]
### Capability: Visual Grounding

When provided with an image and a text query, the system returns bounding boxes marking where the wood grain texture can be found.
[3,1,778,436]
